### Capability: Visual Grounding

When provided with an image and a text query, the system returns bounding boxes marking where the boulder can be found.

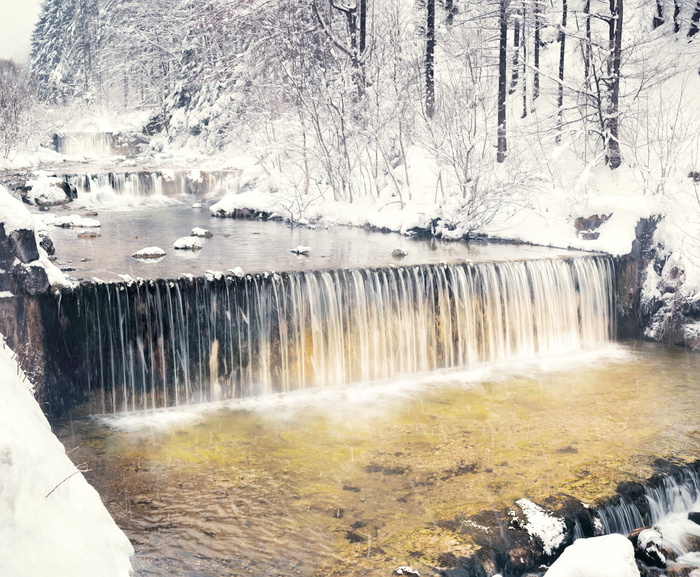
[11,263,49,295]
[688,512,700,525]
[37,231,55,256]
[629,527,673,569]
[8,229,40,263]
[544,534,640,577]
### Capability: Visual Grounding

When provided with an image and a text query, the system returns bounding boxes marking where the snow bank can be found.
[0,186,36,232]
[544,534,639,577]
[0,336,133,577]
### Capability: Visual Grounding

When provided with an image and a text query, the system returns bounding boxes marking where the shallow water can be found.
[39,205,581,280]
[55,341,700,576]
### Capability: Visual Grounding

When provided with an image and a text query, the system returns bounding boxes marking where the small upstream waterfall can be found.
[53,133,119,157]
[62,170,240,200]
[45,256,614,414]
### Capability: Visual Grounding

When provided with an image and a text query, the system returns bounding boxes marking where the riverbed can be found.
[54,340,700,576]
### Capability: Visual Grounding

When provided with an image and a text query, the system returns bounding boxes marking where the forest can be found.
[0,0,695,241]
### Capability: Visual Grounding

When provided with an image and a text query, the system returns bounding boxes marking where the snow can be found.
[544,534,639,577]
[41,214,101,228]
[515,498,566,555]
[0,186,36,232]
[24,176,70,206]
[0,336,133,577]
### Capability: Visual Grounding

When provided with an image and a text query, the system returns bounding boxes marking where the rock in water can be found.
[191,227,213,238]
[173,237,203,251]
[391,247,408,258]
[132,247,166,259]
[544,534,640,577]
[394,567,420,577]
[291,246,311,255]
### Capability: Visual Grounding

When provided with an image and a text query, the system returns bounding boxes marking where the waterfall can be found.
[53,133,117,158]
[61,170,240,201]
[591,467,700,538]
[45,256,614,415]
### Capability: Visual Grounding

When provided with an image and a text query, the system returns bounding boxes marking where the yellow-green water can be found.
[55,341,700,576]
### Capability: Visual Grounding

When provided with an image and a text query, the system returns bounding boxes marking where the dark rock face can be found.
[11,263,49,295]
[9,229,40,263]
[37,231,55,256]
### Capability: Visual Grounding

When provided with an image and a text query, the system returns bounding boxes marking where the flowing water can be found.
[55,341,700,577]
[45,256,612,415]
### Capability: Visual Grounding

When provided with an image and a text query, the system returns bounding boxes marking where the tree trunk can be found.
[444,0,457,25]
[606,0,623,169]
[689,1,700,37]
[359,0,367,53]
[533,0,541,101]
[521,0,528,118]
[510,6,520,95]
[425,0,436,119]
[583,0,591,85]
[653,0,664,29]
[497,0,508,163]
[556,0,567,143]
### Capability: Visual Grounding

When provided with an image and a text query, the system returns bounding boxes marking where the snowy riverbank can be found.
[0,335,133,577]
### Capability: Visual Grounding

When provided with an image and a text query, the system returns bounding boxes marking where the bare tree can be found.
[556,0,568,143]
[605,0,623,169]
[426,0,436,118]
[497,0,509,162]
[0,61,40,159]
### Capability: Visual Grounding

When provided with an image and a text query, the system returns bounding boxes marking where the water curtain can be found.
[49,256,614,414]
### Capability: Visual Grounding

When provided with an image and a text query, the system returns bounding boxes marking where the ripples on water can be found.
[54,342,700,576]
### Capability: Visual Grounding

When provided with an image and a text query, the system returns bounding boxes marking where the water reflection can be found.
[39,205,582,280]
[55,342,700,576]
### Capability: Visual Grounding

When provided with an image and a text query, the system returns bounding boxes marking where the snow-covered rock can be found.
[514,499,567,556]
[173,236,203,250]
[43,214,101,228]
[0,336,133,577]
[191,227,213,238]
[544,534,639,577]
[24,176,77,206]
[132,246,166,259]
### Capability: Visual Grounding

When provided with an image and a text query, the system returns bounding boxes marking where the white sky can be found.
[0,0,43,62]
